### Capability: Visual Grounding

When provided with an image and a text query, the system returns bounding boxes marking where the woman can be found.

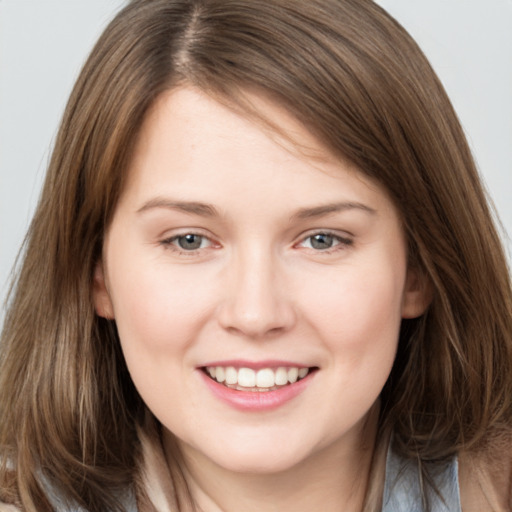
[1,0,511,510]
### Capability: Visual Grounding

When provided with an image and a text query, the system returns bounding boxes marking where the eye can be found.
[162,233,214,252]
[175,234,207,250]
[307,233,337,250]
[298,232,353,252]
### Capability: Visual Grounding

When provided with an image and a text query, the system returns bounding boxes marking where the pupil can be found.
[311,234,333,250]
[178,234,202,250]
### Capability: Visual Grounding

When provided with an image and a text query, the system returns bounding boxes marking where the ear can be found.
[401,267,433,319]
[92,261,115,319]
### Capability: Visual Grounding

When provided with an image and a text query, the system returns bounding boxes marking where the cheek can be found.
[107,257,220,355]
[300,262,405,348]
[300,263,404,418]
[106,261,220,416]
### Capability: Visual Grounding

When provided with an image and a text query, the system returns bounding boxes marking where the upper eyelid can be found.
[162,233,215,246]
[160,227,214,241]
[157,228,354,246]
[294,228,354,243]
[159,233,217,257]
[293,230,355,254]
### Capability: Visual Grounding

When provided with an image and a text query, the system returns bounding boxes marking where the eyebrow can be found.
[136,198,376,219]
[291,202,377,220]
[137,198,219,217]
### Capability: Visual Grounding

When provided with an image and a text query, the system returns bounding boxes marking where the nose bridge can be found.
[218,241,295,338]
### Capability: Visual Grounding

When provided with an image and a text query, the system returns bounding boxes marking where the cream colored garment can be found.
[136,417,196,512]
[0,504,20,512]
[136,419,178,512]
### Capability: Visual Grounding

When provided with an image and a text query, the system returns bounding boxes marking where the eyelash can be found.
[159,230,353,256]
[160,231,216,256]
[296,231,353,254]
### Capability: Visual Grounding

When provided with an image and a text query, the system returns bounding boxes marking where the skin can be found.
[94,86,429,512]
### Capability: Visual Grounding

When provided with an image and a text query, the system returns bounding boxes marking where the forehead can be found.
[134,85,348,167]
[118,86,395,219]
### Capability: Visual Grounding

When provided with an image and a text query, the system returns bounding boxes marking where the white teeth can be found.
[215,366,225,383]
[238,368,256,387]
[225,366,238,385]
[287,367,299,384]
[206,365,312,390]
[275,367,288,385]
[256,368,275,388]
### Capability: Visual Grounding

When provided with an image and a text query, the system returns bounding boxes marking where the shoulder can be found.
[459,433,512,512]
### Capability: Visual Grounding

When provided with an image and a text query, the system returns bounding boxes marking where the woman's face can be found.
[94,86,428,475]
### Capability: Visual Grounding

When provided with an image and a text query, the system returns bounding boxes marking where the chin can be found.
[187,435,312,475]
[215,451,306,475]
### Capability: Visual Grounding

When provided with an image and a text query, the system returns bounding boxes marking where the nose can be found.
[217,247,296,339]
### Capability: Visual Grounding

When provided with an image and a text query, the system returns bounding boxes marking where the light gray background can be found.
[1,1,511,329]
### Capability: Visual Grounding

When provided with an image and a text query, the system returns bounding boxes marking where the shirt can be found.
[382,440,461,512]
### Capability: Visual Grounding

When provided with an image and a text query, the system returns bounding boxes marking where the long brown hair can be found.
[1,0,511,510]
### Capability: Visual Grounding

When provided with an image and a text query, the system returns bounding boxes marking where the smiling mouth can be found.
[202,366,317,392]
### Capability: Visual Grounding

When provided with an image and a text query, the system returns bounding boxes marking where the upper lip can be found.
[199,360,314,370]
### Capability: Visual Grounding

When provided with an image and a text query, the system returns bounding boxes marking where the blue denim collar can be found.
[382,440,461,512]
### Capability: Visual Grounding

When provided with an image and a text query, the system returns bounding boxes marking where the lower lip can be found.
[199,370,315,411]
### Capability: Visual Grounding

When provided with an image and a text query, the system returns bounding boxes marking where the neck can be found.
[165,406,380,512]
